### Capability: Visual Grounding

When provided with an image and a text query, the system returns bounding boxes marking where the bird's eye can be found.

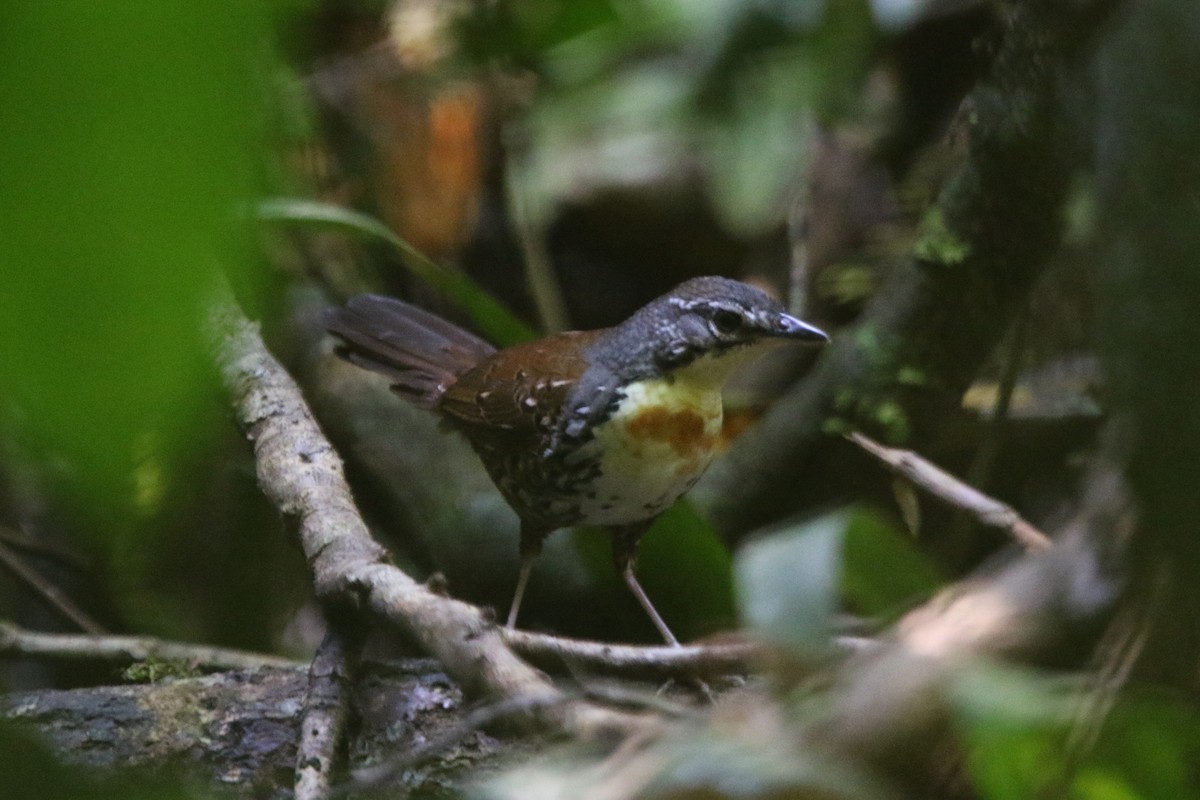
[711,309,743,335]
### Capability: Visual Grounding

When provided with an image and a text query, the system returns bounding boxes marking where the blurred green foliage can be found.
[460,0,880,234]
[634,726,894,800]
[952,665,1200,799]
[0,5,266,517]
[735,507,941,651]
[0,722,202,800]
[0,5,309,654]
[736,510,844,651]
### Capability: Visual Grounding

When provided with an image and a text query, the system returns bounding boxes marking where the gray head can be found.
[590,276,828,377]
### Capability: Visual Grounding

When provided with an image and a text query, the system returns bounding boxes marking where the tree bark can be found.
[1,660,520,798]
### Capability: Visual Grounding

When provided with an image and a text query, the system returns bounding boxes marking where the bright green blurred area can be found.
[952,665,1200,800]
[735,507,942,651]
[479,0,879,235]
[0,5,265,514]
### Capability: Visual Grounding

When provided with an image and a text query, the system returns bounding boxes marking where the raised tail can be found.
[324,295,497,409]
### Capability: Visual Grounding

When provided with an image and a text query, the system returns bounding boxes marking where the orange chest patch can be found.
[623,405,718,458]
[591,376,725,479]
[572,379,724,525]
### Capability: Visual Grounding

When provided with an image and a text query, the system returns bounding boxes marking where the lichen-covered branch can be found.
[294,630,358,800]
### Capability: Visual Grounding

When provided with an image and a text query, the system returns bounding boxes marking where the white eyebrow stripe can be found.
[670,297,745,313]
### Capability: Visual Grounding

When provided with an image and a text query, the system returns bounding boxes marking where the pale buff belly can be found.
[568,377,723,526]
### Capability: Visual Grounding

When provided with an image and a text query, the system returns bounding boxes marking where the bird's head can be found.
[594,276,829,382]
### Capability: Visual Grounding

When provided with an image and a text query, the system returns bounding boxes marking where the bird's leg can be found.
[506,525,543,630]
[505,558,533,630]
[611,523,680,647]
[623,565,680,647]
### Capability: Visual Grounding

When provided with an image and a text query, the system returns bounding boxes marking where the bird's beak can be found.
[775,313,829,344]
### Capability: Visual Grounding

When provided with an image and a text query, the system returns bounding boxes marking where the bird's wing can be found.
[438,330,604,436]
[325,294,496,409]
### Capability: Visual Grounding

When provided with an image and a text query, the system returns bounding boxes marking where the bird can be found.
[325,276,828,645]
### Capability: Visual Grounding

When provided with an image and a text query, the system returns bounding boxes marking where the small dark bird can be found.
[326,276,828,644]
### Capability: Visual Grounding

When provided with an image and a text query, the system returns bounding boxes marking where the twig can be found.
[501,629,878,681]
[502,629,760,680]
[0,524,89,571]
[847,431,1053,552]
[0,619,300,671]
[205,285,652,740]
[0,540,107,634]
[295,629,360,800]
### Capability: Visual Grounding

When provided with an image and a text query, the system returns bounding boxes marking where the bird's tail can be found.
[325,295,496,409]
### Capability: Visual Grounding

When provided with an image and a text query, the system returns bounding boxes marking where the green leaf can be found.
[950,663,1079,800]
[643,727,897,800]
[1079,689,1200,800]
[736,508,941,650]
[842,507,942,616]
[254,197,536,346]
[952,661,1079,730]
[0,4,266,513]
[951,665,1200,800]
[735,511,845,651]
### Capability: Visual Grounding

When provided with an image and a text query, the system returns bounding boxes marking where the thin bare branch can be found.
[0,540,107,634]
[0,620,300,671]
[502,629,761,680]
[0,524,89,571]
[848,431,1053,552]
